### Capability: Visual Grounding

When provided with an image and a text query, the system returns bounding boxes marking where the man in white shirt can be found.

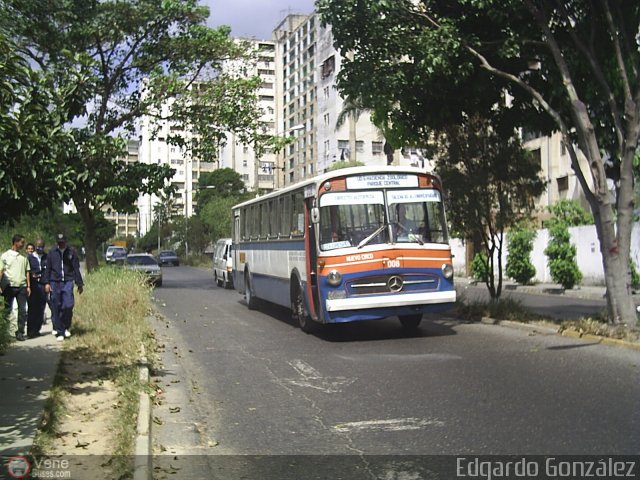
[0,234,31,341]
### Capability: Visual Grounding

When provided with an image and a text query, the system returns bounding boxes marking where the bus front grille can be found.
[346,274,438,295]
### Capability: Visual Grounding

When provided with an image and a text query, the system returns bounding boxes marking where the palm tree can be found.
[335,95,396,166]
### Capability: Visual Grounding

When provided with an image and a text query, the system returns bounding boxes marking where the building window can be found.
[243,159,248,167]
[356,141,364,153]
[372,141,383,155]
[324,113,330,126]
[557,176,569,191]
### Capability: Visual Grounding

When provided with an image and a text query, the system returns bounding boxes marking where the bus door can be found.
[305,193,321,322]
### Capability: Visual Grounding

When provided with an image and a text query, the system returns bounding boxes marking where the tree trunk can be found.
[595,201,637,325]
[77,202,99,273]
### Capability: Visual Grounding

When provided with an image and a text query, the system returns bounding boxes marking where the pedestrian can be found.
[0,234,31,341]
[43,234,84,342]
[26,240,48,338]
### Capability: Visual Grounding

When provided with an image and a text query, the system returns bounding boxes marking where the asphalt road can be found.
[149,266,640,478]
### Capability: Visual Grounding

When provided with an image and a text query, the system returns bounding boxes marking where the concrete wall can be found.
[451,222,640,285]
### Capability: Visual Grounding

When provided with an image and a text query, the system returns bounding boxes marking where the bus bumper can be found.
[325,290,456,312]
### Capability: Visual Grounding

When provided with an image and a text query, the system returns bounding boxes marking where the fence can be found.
[451,222,640,285]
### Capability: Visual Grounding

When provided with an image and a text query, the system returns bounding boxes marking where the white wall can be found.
[452,222,640,285]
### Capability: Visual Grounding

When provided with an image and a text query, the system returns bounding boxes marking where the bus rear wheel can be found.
[245,274,258,310]
[399,314,422,330]
[292,283,321,334]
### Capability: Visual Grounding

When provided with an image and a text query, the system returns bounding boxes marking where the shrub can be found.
[544,222,582,289]
[506,226,537,284]
[471,252,490,283]
[630,259,640,289]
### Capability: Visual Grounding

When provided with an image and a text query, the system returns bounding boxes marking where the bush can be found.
[506,226,537,284]
[471,252,490,283]
[544,222,582,289]
[630,259,640,290]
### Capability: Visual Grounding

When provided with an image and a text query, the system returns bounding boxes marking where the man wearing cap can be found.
[43,234,84,341]
[0,234,31,341]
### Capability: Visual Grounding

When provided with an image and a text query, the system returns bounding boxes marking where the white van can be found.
[213,238,233,288]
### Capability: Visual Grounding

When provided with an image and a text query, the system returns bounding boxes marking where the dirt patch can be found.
[39,352,121,479]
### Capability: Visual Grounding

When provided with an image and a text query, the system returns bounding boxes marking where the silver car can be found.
[125,253,163,287]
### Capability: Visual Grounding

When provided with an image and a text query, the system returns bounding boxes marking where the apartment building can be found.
[103,140,140,238]
[523,130,595,223]
[273,14,317,187]
[137,93,217,236]
[218,39,278,191]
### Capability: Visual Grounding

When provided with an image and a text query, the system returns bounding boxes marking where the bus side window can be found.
[291,190,304,237]
[269,200,278,239]
[280,196,291,238]
[260,201,269,239]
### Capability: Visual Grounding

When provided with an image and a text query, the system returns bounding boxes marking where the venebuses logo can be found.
[5,456,30,479]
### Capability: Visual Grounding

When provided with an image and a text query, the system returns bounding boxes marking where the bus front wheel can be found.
[245,273,258,310]
[399,314,422,330]
[292,283,321,334]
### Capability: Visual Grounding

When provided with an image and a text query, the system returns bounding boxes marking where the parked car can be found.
[213,238,233,289]
[158,250,179,266]
[105,246,127,264]
[126,253,163,287]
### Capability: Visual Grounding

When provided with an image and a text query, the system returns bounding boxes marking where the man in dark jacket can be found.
[26,240,48,338]
[43,234,84,341]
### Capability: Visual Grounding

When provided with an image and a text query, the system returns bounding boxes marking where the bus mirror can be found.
[311,207,320,224]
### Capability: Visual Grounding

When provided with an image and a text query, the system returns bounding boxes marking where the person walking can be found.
[0,234,31,341]
[43,234,84,342]
[26,240,48,338]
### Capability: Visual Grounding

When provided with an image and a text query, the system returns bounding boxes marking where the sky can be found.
[202,0,318,40]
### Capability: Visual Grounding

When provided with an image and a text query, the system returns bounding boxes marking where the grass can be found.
[181,253,211,268]
[33,266,154,476]
[455,294,547,323]
[0,310,13,354]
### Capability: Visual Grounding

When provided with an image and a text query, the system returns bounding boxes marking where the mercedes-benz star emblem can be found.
[387,275,404,292]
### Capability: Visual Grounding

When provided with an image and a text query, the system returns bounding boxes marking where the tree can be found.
[435,115,545,298]
[4,0,269,271]
[318,0,640,324]
[0,31,88,224]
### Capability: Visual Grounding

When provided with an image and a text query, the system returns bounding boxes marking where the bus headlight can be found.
[441,263,454,279]
[326,270,343,286]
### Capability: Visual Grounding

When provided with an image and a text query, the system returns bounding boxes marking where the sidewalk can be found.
[0,321,61,460]
[455,276,610,302]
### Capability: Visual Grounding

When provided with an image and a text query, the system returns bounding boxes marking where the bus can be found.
[232,166,456,333]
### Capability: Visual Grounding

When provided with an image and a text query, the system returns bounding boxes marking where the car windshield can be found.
[127,256,157,266]
[160,251,176,257]
[387,189,448,244]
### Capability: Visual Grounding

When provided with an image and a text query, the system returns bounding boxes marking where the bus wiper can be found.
[357,224,387,249]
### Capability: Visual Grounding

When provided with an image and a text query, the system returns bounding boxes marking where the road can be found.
[149,266,640,479]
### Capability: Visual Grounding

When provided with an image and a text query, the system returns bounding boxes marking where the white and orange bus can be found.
[232,166,456,333]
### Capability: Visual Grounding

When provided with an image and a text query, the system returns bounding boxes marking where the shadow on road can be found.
[246,299,461,343]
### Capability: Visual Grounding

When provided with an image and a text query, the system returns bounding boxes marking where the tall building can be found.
[137,93,217,236]
[273,14,318,187]
[218,39,278,191]
[103,140,140,238]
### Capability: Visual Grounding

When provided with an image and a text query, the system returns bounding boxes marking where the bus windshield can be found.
[319,189,448,251]
[319,191,387,250]
[387,189,448,244]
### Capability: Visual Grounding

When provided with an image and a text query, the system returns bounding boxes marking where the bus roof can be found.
[232,165,436,210]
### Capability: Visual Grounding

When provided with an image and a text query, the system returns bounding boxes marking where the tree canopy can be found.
[2,0,270,270]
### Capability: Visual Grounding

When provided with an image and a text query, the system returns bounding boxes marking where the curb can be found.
[480,316,640,351]
[133,343,151,480]
[480,317,559,335]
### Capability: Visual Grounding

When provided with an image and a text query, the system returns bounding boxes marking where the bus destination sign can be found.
[346,173,419,190]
